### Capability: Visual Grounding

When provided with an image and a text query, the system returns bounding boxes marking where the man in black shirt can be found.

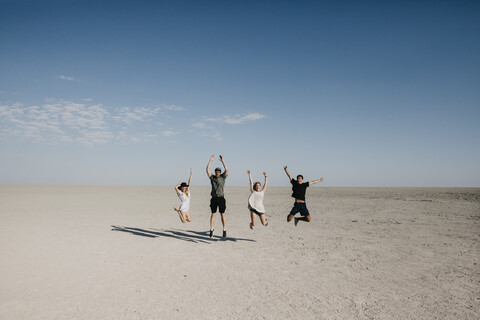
[284,166,324,225]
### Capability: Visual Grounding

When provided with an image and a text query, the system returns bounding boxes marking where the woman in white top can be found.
[247,170,268,229]
[174,169,193,223]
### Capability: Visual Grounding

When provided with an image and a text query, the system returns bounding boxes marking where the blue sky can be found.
[1,0,479,187]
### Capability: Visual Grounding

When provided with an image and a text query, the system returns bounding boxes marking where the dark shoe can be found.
[209,230,214,238]
[222,230,227,237]
[294,218,299,226]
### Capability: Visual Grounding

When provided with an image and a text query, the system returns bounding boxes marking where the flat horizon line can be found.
[1,184,479,189]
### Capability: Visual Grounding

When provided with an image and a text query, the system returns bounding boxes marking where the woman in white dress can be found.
[247,170,268,229]
[174,169,193,223]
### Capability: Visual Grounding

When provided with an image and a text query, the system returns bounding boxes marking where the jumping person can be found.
[247,170,268,229]
[284,166,324,226]
[173,168,193,223]
[206,155,228,238]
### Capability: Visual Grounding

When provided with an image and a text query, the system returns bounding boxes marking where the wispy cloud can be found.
[196,131,223,142]
[56,75,75,81]
[203,112,266,125]
[190,112,266,141]
[1,102,266,145]
[162,105,184,111]
[0,100,185,146]
[161,130,176,137]
[192,122,208,129]
[113,105,183,124]
[76,130,114,146]
[0,102,111,145]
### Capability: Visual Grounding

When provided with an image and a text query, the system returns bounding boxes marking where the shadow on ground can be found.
[111,226,256,244]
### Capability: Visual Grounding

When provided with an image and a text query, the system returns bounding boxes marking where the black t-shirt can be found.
[291,179,309,201]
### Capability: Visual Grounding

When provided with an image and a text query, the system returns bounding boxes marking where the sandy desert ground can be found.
[1,185,479,319]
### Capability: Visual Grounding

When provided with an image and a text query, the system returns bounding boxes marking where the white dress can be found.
[248,190,265,214]
[178,191,190,212]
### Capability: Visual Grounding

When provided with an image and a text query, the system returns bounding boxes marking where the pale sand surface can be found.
[1,185,479,319]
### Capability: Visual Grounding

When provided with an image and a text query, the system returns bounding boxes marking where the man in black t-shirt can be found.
[284,166,324,225]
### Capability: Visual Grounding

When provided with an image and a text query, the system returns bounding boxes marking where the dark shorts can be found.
[210,196,226,214]
[248,206,265,216]
[289,202,310,217]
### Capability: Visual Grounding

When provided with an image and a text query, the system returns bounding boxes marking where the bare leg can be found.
[184,211,191,222]
[210,213,216,231]
[173,207,186,223]
[287,214,294,222]
[294,215,311,226]
[250,211,256,229]
[259,214,268,226]
[220,213,226,231]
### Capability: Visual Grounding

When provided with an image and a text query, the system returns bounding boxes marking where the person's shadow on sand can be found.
[111,226,256,244]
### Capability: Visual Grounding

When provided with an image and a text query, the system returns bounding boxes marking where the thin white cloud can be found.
[198,130,223,141]
[239,113,266,122]
[161,105,185,111]
[204,112,266,125]
[190,112,266,141]
[161,130,176,137]
[76,130,114,146]
[114,107,146,123]
[57,75,75,81]
[114,105,184,124]
[192,122,209,129]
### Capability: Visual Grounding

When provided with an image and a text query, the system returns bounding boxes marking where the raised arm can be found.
[309,177,325,186]
[284,166,293,181]
[174,183,181,195]
[219,155,228,176]
[261,172,268,191]
[206,155,214,177]
[188,168,193,186]
[247,170,253,192]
